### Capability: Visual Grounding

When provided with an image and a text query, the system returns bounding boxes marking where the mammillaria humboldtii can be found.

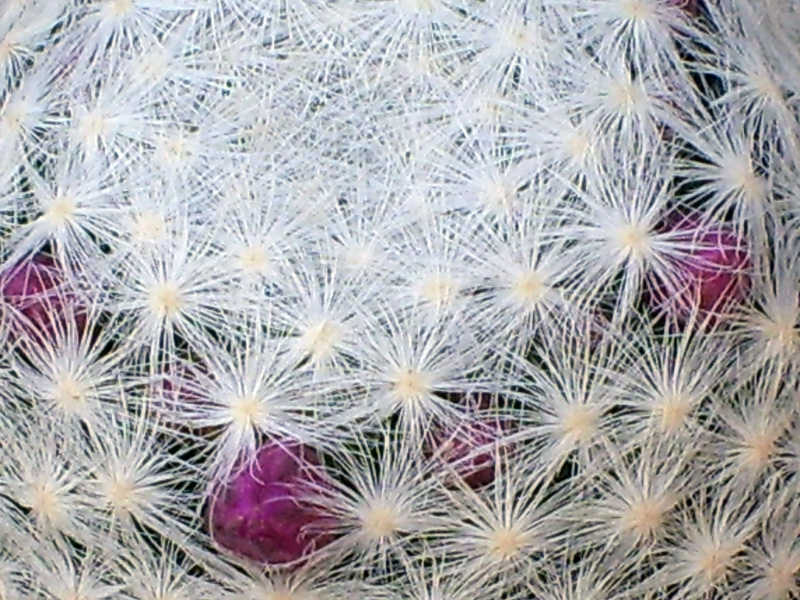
[1,1,799,598]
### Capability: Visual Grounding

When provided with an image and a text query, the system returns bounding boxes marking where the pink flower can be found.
[207,440,336,566]
[0,253,85,340]
[650,217,750,322]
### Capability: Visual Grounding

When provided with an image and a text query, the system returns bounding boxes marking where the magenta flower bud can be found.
[426,394,507,489]
[157,364,202,404]
[428,421,500,489]
[651,217,751,322]
[665,0,701,15]
[208,441,336,566]
[0,253,85,339]
[151,362,217,436]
